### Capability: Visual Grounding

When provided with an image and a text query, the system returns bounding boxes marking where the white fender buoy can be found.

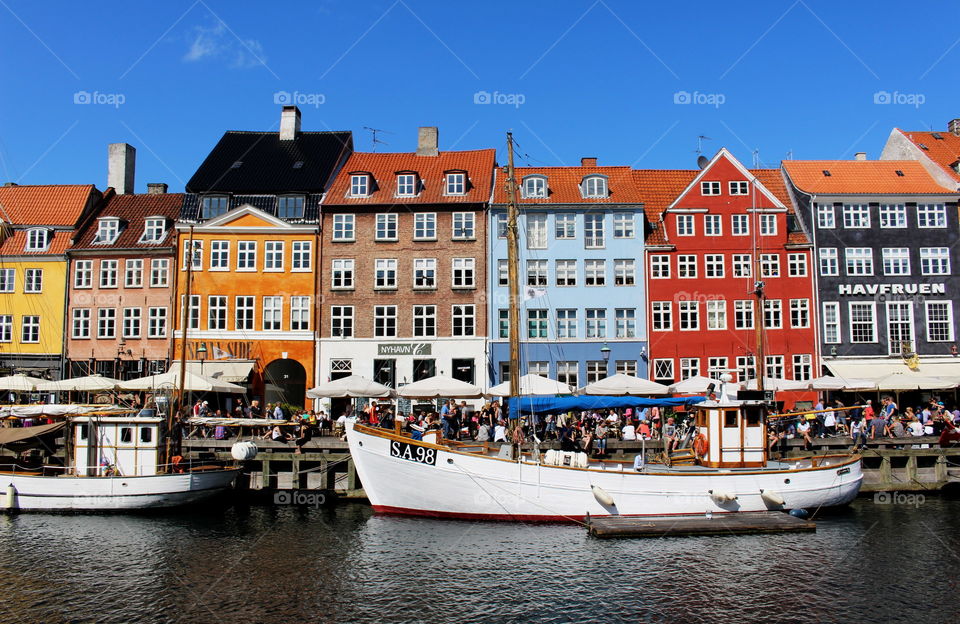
[5,483,15,510]
[231,441,259,461]
[591,484,616,507]
[709,489,737,503]
[760,489,785,506]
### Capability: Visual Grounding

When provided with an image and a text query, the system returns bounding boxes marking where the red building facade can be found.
[639,149,817,407]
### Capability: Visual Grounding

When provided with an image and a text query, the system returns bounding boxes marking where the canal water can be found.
[1,495,958,624]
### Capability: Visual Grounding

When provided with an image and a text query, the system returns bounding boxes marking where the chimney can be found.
[949,119,960,136]
[581,157,597,167]
[416,126,439,157]
[854,152,867,161]
[280,106,301,141]
[108,143,136,194]
[146,183,168,195]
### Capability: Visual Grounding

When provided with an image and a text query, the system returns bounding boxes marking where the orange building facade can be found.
[173,207,320,406]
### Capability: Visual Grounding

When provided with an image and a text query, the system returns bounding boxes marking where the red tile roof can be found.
[491,165,645,204]
[781,160,954,195]
[0,230,72,256]
[72,192,184,250]
[896,129,960,182]
[631,170,696,245]
[630,168,803,245]
[0,184,98,226]
[325,149,496,206]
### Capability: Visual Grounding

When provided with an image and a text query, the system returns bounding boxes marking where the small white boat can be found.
[1,408,241,512]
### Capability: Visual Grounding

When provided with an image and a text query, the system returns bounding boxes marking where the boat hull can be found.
[347,421,863,521]
[1,469,241,512]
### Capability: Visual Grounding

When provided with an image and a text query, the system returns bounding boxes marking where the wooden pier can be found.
[177,432,960,500]
[587,511,815,539]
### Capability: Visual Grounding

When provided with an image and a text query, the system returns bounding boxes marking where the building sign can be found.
[838,283,945,296]
[377,343,431,356]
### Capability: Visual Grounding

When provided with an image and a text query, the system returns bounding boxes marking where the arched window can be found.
[522,175,547,198]
[582,175,608,198]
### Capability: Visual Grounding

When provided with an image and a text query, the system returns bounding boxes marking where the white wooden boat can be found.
[346,378,863,522]
[1,409,241,512]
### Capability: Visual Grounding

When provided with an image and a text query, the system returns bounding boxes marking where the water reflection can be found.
[0,498,957,623]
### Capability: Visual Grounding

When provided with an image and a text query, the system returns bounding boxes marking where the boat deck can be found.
[587,511,815,539]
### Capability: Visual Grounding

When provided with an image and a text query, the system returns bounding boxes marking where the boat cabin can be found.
[72,414,162,477]
[693,402,766,468]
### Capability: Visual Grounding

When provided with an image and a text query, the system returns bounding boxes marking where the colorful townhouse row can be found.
[1,106,959,408]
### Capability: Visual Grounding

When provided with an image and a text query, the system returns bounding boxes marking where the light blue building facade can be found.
[487,165,648,389]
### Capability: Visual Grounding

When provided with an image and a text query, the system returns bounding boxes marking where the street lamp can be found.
[197,342,208,376]
[600,342,611,373]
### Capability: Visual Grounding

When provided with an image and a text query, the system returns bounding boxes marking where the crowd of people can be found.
[768,396,960,453]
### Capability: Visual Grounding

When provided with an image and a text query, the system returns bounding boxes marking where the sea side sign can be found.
[377,343,431,356]
[838,283,945,296]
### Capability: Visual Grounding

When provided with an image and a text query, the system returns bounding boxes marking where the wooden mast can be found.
[752,180,765,393]
[166,225,194,467]
[505,133,521,404]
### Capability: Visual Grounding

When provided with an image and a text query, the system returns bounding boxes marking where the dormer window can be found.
[582,175,608,198]
[396,173,418,197]
[522,176,547,198]
[278,196,305,219]
[445,172,466,195]
[201,196,229,219]
[350,174,371,197]
[139,217,167,243]
[25,228,50,252]
[93,218,121,244]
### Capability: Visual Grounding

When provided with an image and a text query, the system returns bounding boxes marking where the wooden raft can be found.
[587,511,815,539]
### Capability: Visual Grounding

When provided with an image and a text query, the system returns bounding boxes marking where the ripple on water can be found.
[0,499,959,623]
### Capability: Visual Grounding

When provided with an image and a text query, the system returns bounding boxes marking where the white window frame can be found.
[731,214,749,236]
[292,241,312,271]
[584,213,604,248]
[21,315,40,343]
[925,301,955,342]
[452,212,475,240]
[555,213,576,239]
[613,212,634,238]
[920,247,950,275]
[650,255,670,279]
[651,301,672,331]
[677,255,697,279]
[374,305,398,337]
[678,300,699,331]
[396,173,417,197]
[413,305,437,338]
[732,254,752,278]
[376,213,398,241]
[822,302,841,344]
[452,304,475,337]
[849,301,877,343]
[332,214,355,241]
[917,203,946,228]
[879,204,906,229]
[414,258,436,290]
[72,308,91,339]
[816,203,835,229]
[331,258,355,290]
[704,214,722,236]
[582,176,607,198]
[881,247,911,276]
[729,181,749,195]
[122,307,142,338]
[585,308,607,339]
[522,176,547,199]
[706,300,726,330]
[207,296,227,330]
[210,240,230,271]
[759,214,777,236]
[734,300,754,330]
[760,253,780,278]
[843,204,870,229]
[787,253,807,277]
[375,258,398,289]
[819,248,839,276]
[97,308,117,339]
[235,296,255,330]
[414,213,437,241]
[99,259,118,288]
[237,241,257,271]
[149,259,169,287]
[331,305,353,337]
[615,308,636,338]
[452,257,476,289]
[556,309,577,339]
[445,172,466,196]
[845,248,874,276]
[123,260,142,288]
[74,261,92,289]
[264,241,284,272]
[764,299,783,329]
[147,307,167,338]
[350,174,370,197]
[700,181,720,196]
[790,299,810,328]
[653,359,674,382]
[26,228,50,251]
[140,218,166,243]
[24,268,43,293]
[262,296,283,331]
[584,259,605,286]
[676,214,695,236]
[705,254,724,278]
[93,218,120,244]
[614,259,635,286]
[556,259,577,287]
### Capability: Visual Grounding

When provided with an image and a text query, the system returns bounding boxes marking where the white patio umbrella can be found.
[668,375,737,394]
[306,375,396,398]
[805,376,877,391]
[36,374,123,392]
[397,375,484,399]
[0,374,47,392]
[119,370,245,393]
[488,374,573,397]
[744,377,808,391]
[582,373,670,396]
[872,372,956,391]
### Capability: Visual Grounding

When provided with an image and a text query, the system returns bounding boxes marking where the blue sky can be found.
[0,0,957,192]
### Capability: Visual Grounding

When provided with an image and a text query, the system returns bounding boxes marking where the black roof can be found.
[185,130,353,194]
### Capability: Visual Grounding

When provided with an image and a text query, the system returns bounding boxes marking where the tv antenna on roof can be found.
[363,127,392,152]
[695,135,712,155]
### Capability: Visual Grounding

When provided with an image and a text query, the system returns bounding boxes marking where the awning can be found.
[825,358,960,386]
[0,421,65,444]
[168,361,255,383]
[509,395,706,418]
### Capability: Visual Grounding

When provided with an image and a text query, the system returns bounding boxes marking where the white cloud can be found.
[182,21,267,69]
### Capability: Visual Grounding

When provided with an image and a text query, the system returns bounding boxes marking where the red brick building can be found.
[318,127,495,398]
[637,149,817,407]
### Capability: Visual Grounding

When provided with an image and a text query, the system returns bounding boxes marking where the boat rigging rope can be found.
[448,459,590,527]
